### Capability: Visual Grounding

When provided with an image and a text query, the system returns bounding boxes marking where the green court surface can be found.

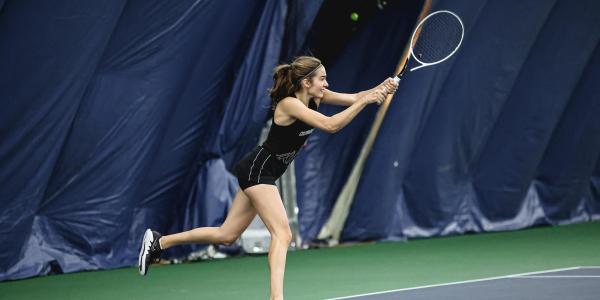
[1,221,599,300]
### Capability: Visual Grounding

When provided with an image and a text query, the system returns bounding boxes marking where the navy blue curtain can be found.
[1,0,599,281]
[0,0,325,281]
[1,0,130,280]
[296,0,600,242]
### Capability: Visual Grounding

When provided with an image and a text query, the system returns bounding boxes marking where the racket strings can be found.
[412,13,463,64]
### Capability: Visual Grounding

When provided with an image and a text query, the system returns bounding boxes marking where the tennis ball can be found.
[350,12,359,22]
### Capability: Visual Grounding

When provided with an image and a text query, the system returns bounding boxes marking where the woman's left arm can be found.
[320,89,359,106]
[321,78,398,106]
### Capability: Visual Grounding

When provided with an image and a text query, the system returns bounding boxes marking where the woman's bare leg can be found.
[244,184,292,300]
[159,189,256,249]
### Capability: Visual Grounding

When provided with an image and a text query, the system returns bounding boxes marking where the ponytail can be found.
[268,56,322,112]
[269,64,296,111]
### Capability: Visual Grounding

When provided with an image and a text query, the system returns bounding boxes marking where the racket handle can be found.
[393,76,401,83]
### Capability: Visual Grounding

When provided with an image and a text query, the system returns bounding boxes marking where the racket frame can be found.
[409,10,464,71]
[394,9,464,84]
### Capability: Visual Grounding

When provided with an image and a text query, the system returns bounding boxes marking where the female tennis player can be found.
[139,56,398,299]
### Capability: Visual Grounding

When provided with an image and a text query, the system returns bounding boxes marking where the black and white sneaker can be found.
[138,229,162,276]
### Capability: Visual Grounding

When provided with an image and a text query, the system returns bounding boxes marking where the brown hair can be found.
[268,56,322,110]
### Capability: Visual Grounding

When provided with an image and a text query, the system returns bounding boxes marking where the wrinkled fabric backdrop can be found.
[1,0,599,280]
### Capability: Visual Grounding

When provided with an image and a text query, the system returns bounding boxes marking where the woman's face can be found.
[305,66,328,98]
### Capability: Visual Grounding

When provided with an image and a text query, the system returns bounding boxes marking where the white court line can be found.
[326,266,583,300]
[516,275,600,278]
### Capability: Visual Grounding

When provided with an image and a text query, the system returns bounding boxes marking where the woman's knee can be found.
[217,228,239,245]
[272,225,292,244]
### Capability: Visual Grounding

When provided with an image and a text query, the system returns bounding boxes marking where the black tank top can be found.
[262,98,318,165]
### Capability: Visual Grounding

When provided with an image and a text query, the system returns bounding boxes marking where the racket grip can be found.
[393,76,401,83]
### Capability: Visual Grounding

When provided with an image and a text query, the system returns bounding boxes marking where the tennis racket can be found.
[393,10,464,83]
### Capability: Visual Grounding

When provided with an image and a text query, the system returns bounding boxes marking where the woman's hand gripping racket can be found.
[393,10,464,84]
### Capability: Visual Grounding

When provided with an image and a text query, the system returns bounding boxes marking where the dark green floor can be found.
[1,221,599,300]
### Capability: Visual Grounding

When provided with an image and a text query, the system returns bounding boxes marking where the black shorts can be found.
[234,146,288,191]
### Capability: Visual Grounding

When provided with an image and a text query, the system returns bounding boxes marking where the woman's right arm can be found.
[278,89,386,133]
